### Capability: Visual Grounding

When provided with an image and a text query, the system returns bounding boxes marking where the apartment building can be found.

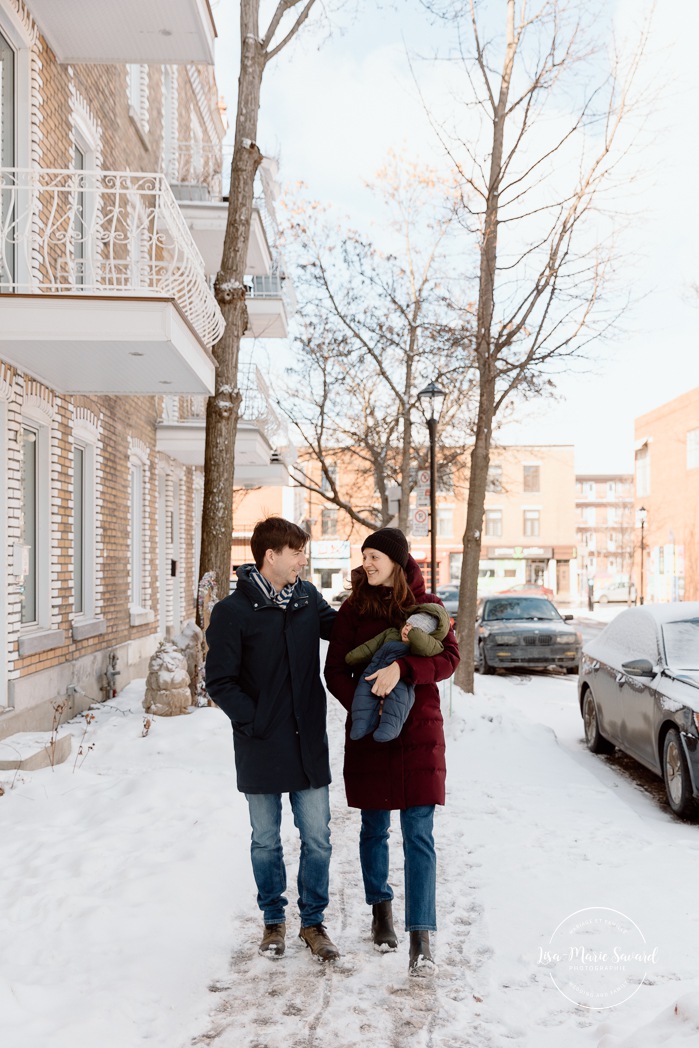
[298,444,578,601]
[0,1,289,744]
[575,474,634,595]
[634,387,699,602]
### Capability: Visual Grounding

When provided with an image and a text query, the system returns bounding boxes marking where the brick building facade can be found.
[0,0,227,739]
[634,387,699,602]
[299,444,579,602]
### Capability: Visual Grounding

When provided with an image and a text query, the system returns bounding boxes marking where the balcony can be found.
[29,0,216,64]
[0,168,223,394]
[156,364,291,482]
[164,148,292,338]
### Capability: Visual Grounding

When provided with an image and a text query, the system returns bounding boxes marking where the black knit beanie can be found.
[361,527,410,569]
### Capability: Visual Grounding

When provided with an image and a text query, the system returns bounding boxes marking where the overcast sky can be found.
[212,0,699,474]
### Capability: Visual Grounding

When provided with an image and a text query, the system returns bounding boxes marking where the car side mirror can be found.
[563,614,574,621]
[621,658,655,678]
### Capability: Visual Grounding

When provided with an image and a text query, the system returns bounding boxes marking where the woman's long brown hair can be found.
[348,563,416,627]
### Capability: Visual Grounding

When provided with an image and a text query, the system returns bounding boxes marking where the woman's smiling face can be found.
[362,548,396,588]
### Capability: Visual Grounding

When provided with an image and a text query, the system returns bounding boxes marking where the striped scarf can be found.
[249,565,296,609]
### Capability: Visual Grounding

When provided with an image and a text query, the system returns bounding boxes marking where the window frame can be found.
[522,464,541,493]
[19,408,51,631]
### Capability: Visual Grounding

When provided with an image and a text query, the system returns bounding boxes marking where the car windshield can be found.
[483,598,561,622]
[662,617,699,671]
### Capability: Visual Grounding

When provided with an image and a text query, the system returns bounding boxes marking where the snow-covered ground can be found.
[3,652,699,1048]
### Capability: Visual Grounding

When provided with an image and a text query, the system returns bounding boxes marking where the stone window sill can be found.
[130,606,155,627]
[18,629,66,657]
[72,618,107,642]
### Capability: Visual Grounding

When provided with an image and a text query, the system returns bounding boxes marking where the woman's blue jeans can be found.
[245,787,331,928]
[359,805,437,931]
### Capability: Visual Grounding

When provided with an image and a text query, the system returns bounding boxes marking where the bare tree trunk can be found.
[454,4,513,690]
[198,0,318,603]
[455,373,495,691]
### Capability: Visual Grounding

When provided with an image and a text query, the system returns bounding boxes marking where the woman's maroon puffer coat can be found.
[324,556,459,810]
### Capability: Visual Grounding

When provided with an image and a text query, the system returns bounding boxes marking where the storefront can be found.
[310,539,351,599]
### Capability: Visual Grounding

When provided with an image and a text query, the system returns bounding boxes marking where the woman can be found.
[324,527,459,976]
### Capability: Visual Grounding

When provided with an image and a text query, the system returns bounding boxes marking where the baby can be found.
[345,603,451,742]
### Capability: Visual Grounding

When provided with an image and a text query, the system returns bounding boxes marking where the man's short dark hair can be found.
[250,517,310,569]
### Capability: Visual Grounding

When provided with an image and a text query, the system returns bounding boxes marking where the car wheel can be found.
[582,689,614,754]
[566,664,579,675]
[477,643,494,675]
[662,728,698,819]
[598,595,608,605]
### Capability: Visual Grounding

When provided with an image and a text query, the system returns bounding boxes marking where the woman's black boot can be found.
[371,901,398,951]
[409,930,437,977]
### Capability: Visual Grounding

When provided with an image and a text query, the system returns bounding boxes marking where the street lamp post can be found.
[638,505,647,605]
[418,381,446,592]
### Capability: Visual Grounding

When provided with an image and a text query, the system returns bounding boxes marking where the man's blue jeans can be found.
[245,787,331,928]
[359,806,436,931]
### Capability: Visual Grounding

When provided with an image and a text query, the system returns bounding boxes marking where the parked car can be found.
[331,589,351,606]
[595,580,633,604]
[496,582,554,600]
[475,596,581,675]
[579,602,699,818]
[436,585,460,622]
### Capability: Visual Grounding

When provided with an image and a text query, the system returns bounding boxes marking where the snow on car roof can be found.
[585,602,699,664]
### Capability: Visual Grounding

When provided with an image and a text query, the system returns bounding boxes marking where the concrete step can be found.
[0,731,72,771]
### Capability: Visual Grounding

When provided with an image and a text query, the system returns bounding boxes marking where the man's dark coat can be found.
[205,565,336,794]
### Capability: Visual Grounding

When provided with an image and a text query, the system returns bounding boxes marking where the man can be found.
[205,517,339,962]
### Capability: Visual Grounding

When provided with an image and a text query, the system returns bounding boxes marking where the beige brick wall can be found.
[0,9,223,729]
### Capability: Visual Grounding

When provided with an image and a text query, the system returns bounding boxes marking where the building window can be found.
[436,466,454,494]
[486,463,502,492]
[321,508,337,536]
[437,508,453,537]
[585,481,595,497]
[607,480,617,497]
[320,463,337,494]
[523,465,540,492]
[636,445,650,497]
[73,445,85,614]
[130,460,144,608]
[607,506,620,525]
[687,428,699,470]
[485,509,502,537]
[583,506,595,524]
[658,546,665,575]
[72,439,97,618]
[523,510,540,537]
[20,425,38,624]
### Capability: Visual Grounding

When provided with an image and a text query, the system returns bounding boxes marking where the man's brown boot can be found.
[258,922,286,959]
[371,901,398,951]
[409,930,437,977]
[299,923,340,961]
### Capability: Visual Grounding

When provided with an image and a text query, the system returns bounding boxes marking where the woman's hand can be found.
[365,662,400,697]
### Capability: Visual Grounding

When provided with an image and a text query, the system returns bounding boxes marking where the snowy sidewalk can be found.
[3,667,699,1047]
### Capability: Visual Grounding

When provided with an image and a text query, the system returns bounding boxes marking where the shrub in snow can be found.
[143,642,192,717]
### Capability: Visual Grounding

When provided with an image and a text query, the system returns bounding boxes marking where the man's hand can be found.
[365,662,400,697]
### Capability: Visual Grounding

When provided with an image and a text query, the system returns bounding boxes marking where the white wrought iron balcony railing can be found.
[160,363,289,444]
[0,168,225,347]
[162,141,230,200]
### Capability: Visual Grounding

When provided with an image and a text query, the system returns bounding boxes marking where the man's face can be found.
[264,544,308,591]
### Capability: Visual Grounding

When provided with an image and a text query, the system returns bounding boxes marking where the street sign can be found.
[411,507,429,537]
[417,469,430,488]
[416,492,430,507]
